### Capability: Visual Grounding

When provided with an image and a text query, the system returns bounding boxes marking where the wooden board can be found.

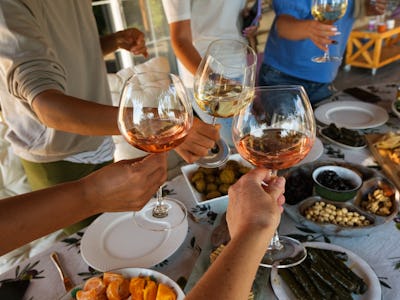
[366,134,400,191]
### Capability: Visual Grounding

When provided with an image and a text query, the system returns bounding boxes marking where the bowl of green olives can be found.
[312,165,363,202]
[181,154,252,205]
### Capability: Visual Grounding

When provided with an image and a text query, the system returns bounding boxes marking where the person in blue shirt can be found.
[258,0,387,105]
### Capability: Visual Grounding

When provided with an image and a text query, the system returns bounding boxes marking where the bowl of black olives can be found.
[312,165,363,202]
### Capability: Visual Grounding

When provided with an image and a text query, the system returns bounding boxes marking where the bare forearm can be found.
[186,229,274,300]
[100,34,118,56]
[32,90,120,136]
[0,181,95,255]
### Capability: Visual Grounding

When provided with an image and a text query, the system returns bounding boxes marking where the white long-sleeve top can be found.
[0,0,114,163]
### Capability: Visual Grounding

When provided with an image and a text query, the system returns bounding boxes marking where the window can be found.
[92,0,177,74]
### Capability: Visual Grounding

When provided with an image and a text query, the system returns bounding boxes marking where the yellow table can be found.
[345,19,400,75]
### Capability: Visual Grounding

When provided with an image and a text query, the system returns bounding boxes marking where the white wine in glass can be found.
[193,39,257,168]
[311,0,348,63]
[118,72,193,231]
[232,85,316,268]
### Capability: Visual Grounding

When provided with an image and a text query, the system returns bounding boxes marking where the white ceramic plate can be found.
[391,100,400,118]
[314,101,389,129]
[297,137,324,165]
[181,153,252,206]
[271,242,381,300]
[60,267,185,300]
[80,210,188,271]
[319,127,367,150]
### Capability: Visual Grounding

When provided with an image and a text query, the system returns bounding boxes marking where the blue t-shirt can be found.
[263,0,355,83]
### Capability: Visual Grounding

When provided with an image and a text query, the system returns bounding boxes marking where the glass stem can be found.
[152,186,168,218]
[210,117,219,154]
[267,169,283,251]
[323,44,330,60]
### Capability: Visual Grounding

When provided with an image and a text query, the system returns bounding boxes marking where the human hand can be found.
[242,25,258,38]
[84,153,167,212]
[226,168,285,239]
[115,28,149,57]
[174,117,220,163]
[306,20,340,51]
[367,0,387,15]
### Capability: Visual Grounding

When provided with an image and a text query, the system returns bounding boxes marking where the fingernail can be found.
[331,40,338,45]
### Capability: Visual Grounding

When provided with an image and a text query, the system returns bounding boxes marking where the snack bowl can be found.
[312,165,363,202]
[181,154,252,205]
[354,176,399,220]
[60,267,185,300]
[296,196,376,236]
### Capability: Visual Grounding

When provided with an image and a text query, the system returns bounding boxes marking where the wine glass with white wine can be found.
[311,0,348,63]
[193,39,257,168]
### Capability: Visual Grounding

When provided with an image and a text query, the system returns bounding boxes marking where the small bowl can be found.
[312,165,363,202]
[181,154,252,206]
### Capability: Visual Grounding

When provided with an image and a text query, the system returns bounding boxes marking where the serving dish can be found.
[314,101,389,129]
[282,161,399,236]
[392,99,400,118]
[181,153,252,205]
[271,242,381,300]
[319,126,367,150]
[60,267,185,300]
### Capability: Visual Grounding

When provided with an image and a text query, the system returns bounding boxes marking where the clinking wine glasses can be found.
[311,0,348,63]
[193,39,257,168]
[232,85,316,267]
[118,72,193,231]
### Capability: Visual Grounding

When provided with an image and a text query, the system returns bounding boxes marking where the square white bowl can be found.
[180,154,252,206]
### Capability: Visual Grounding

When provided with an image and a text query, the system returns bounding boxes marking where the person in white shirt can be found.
[162,0,258,148]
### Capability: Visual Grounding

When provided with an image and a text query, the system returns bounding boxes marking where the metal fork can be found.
[50,252,74,292]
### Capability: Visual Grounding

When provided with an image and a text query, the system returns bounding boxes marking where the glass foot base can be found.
[260,236,307,268]
[312,55,342,63]
[195,138,230,168]
[133,198,187,231]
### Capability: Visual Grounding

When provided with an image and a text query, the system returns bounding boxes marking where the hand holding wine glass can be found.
[193,38,257,168]
[118,71,193,231]
[311,0,348,63]
[232,85,316,268]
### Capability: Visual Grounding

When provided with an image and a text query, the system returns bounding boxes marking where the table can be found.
[0,83,399,300]
[344,19,400,75]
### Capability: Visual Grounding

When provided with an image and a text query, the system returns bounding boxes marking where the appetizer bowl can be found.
[181,154,252,206]
[312,165,363,202]
[60,267,185,300]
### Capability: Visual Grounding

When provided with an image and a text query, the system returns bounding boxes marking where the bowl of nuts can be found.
[312,165,363,202]
[181,154,252,205]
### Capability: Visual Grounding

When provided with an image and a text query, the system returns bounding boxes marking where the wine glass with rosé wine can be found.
[118,71,193,231]
[232,85,316,267]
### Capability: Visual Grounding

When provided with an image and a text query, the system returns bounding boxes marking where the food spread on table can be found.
[277,247,368,300]
[320,123,366,148]
[373,131,400,164]
[74,272,177,300]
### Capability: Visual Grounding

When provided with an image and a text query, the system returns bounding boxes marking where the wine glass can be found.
[193,38,257,168]
[118,72,193,231]
[232,85,316,268]
[311,0,348,63]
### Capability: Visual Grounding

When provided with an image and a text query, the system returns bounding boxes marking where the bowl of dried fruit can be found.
[312,165,363,202]
[181,154,252,205]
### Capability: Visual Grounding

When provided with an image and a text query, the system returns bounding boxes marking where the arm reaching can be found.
[0,154,167,255]
[186,168,286,300]
[100,27,148,57]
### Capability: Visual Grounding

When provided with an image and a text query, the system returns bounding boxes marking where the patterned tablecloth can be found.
[0,83,399,300]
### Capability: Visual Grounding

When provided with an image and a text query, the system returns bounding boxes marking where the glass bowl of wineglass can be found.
[193,38,257,168]
[232,85,316,268]
[311,0,348,63]
[118,71,193,231]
